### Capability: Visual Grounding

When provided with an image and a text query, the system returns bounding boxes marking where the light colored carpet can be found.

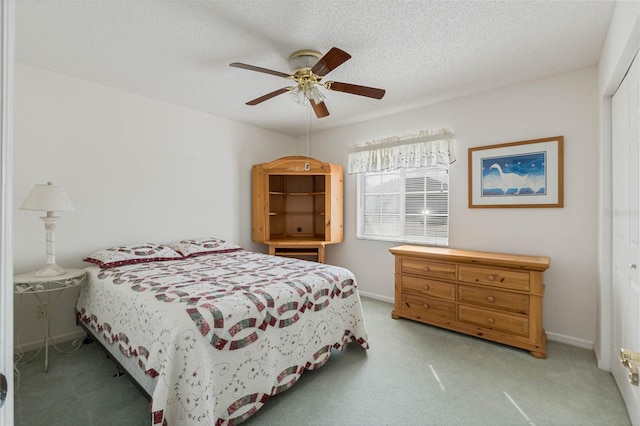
[14,297,631,425]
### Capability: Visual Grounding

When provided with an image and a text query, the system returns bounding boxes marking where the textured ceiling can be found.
[16,1,615,137]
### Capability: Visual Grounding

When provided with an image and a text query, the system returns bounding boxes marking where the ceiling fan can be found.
[229,47,386,119]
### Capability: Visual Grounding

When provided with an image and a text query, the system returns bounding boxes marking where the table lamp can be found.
[19,182,74,277]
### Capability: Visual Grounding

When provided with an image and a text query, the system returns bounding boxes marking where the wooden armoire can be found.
[252,156,343,262]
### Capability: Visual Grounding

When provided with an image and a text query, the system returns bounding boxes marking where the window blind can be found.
[358,165,449,245]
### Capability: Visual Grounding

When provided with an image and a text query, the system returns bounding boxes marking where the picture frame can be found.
[468,136,564,208]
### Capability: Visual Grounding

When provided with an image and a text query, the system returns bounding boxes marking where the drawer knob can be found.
[487,318,495,324]
[487,296,495,303]
[487,275,495,281]
[423,284,430,291]
[424,266,430,272]
[423,304,430,309]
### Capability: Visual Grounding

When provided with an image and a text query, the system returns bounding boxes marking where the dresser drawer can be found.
[390,246,549,358]
[400,293,456,320]
[458,305,529,337]
[458,285,529,314]
[458,265,530,291]
[400,258,456,281]
[401,275,456,301]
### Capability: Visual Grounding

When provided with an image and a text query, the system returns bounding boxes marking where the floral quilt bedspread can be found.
[76,250,369,425]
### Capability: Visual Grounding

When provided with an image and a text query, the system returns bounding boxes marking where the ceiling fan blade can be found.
[230,62,291,78]
[310,100,330,118]
[246,87,291,105]
[326,81,386,99]
[311,47,351,77]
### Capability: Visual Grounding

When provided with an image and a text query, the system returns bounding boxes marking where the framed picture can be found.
[468,136,563,208]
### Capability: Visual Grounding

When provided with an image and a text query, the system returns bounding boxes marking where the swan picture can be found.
[482,152,546,196]
[470,137,562,207]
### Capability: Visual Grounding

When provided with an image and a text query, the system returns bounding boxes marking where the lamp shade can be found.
[19,182,74,212]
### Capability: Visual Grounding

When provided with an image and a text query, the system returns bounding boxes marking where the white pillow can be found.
[84,243,182,268]
[168,237,242,258]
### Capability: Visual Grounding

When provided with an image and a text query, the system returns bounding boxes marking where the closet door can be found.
[611,52,640,426]
[0,1,14,424]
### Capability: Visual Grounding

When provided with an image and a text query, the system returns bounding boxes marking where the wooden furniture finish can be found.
[390,245,550,358]
[252,156,343,262]
[267,240,327,263]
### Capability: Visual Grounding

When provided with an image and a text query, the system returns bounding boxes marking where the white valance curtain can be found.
[347,128,456,174]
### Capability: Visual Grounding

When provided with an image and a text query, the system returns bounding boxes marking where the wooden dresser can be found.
[389,245,550,358]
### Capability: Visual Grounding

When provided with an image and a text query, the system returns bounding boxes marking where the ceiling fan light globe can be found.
[307,85,326,103]
[289,87,308,106]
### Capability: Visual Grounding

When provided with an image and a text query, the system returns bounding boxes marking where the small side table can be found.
[14,268,86,373]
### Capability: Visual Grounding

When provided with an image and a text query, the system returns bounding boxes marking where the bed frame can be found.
[79,322,154,401]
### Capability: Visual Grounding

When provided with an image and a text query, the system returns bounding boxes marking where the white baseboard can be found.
[544,331,594,350]
[358,291,394,304]
[15,329,87,354]
[593,342,612,371]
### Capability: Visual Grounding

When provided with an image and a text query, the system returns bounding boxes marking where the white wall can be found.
[596,0,640,369]
[303,67,599,348]
[13,63,297,348]
[12,62,607,351]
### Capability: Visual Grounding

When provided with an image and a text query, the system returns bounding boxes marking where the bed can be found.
[75,238,369,425]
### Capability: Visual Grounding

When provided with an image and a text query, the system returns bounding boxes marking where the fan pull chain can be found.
[305,104,311,170]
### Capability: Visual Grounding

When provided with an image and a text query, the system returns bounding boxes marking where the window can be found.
[357,165,449,245]
[348,128,455,245]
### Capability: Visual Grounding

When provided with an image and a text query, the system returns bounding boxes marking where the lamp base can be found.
[34,263,66,277]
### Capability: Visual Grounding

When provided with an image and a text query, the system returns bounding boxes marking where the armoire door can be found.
[612,51,640,426]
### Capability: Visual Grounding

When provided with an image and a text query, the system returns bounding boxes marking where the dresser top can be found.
[389,245,550,271]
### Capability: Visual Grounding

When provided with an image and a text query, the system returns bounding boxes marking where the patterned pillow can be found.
[168,237,242,258]
[83,243,183,268]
